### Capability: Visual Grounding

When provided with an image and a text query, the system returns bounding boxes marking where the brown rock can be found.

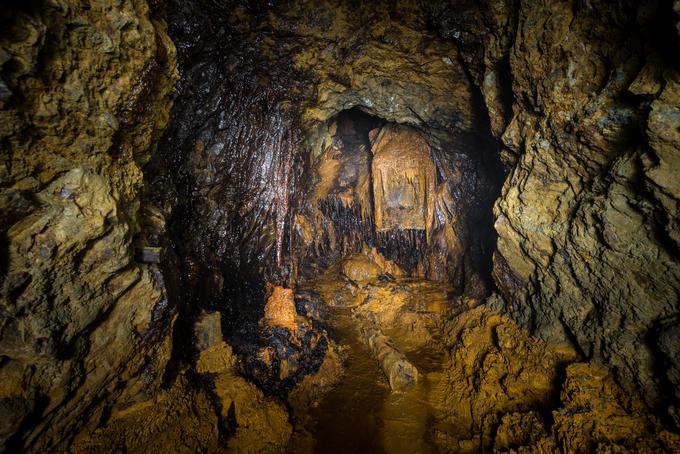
[0,0,177,449]
[195,342,236,375]
[481,0,680,409]
[360,324,419,391]
[213,371,292,453]
[68,374,220,454]
[341,253,382,283]
[263,286,298,332]
[365,247,405,278]
[431,305,678,452]
[370,125,436,235]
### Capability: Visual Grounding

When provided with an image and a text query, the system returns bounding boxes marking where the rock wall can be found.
[370,125,436,233]
[0,1,177,450]
[433,0,680,416]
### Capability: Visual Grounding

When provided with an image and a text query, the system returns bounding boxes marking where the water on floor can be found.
[293,261,461,454]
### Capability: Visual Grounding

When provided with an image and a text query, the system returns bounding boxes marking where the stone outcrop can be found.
[341,253,383,283]
[196,342,293,453]
[430,0,680,417]
[247,285,341,398]
[262,286,298,333]
[0,1,178,451]
[68,373,220,454]
[72,342,294,453]
[431,304,680,452]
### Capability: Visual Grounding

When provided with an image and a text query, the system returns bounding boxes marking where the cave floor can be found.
[69,254,680,453]
[292,261,462,453]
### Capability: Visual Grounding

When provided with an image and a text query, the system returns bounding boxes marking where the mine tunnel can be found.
[1,0,680,452]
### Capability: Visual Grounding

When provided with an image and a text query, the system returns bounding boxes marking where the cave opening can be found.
[298,105,503,293]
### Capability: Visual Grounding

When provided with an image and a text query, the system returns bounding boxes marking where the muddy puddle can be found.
[293,267,456,454]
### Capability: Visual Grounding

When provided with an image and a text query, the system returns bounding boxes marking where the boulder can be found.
[341,253,382,282]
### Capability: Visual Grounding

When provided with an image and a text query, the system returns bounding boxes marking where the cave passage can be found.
[1,0,679,452]
[298,106,500,291]
[286,108,482,451]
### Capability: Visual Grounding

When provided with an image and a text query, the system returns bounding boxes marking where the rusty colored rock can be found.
[481,0,680,412]
[341,253,382,283]
[68,374,220,454]
[2,0,679,451]
[370,125,436,235]
[262,286,298,332]
[365,246,405,277]
[360,324,419,391]
[430,303,680,452]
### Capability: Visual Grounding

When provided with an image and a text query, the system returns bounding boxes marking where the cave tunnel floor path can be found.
[292,264,460,454]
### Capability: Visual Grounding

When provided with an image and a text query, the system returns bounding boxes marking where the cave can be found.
[1,0,680,452]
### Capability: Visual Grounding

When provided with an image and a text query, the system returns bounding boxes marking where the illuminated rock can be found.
[262,286,298,332]
[360,324,418,391]
[370,125,436,235]
[341,253,382,283]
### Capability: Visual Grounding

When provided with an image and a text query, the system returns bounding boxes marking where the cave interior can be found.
[0,0,679,452]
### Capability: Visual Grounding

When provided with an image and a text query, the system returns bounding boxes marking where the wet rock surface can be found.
[152,0,501,318]
[370,125,436,233]
[297,256,680,452]
[296,256,452,453]
[299,109,500,289]
[0,0,679,451]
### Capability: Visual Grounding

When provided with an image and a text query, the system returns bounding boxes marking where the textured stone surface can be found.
[73,343,293,453]
[68,373,220,454]
[0,0,177,450]
[262,286,298,332]
[3,0,679,449]
[431,305,680,452]
[341,253,383,283]
[360,325,419,391]
[370,125,436,233]
[439,0,680,415]
[197,342,293,453]
[155,0,500,301]
[277,2,476,140]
